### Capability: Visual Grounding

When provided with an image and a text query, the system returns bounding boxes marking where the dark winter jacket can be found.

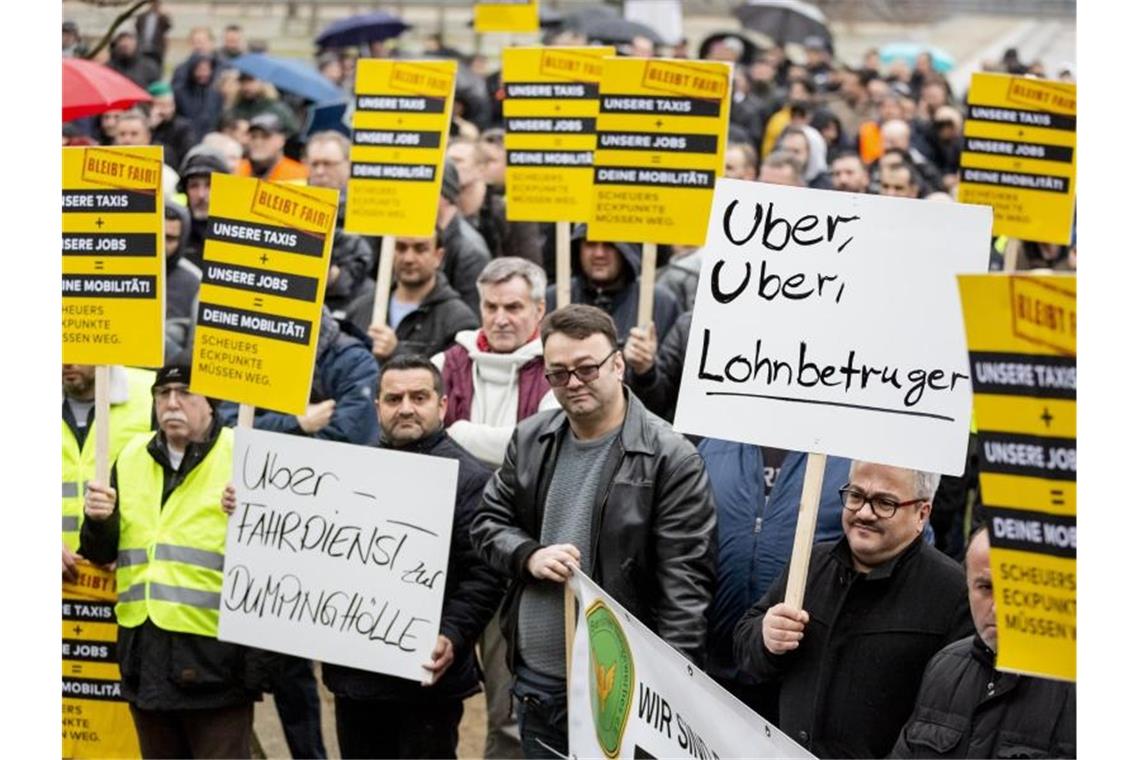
[219,310,380,445]
[628,310,691,421]
[734,537,974,758]
[471,390,718,671]
[890,634,1076,758]
[468,190,544,266]
[79,416,272,710]
[107,52,161,89]
[326,227,375,314]
[544,223,681,342]
[440,212,492,315]
[164,201,201,359]
[701,443,850,685]
[152,114,198,170]
[173,53,225,141]
[322,429,502,703]
[345,273,479,362]
[656,252,702,312]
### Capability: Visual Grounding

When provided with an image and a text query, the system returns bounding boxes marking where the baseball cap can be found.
[249,112,286,134]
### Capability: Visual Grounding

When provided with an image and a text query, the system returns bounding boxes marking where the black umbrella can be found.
[316,12,410,50]
[697,29,769,64]
[580,17,665,46]
[733,0,832,48]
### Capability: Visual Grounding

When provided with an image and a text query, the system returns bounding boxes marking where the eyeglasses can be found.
[544,349,619,388]
[838,485,925,519]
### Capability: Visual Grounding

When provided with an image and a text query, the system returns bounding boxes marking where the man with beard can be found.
[235,113,308,184]
[347,231,479,364]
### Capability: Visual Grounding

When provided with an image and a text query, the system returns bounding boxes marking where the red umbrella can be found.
[62,58,151,122]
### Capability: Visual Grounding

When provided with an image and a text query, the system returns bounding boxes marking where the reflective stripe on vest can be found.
[149,582,222,610]
[114,426,233,636]
[153,543,225,572]
[62,368,155,552]
[118,548,149,567]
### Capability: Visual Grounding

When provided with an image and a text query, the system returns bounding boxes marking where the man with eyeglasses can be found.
[79,354,267,758]
[471,304,717,759]
[733,460,972,758]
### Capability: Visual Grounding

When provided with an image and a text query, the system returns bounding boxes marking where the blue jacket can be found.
[699,440,851,683]
[219,315,380,446]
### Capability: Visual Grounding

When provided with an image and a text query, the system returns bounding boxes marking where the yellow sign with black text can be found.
[190,174,337,414]
[63,563,140,759]
[502,46,613,222]
[957,273,1075,682]
[62,146,165,367]
[589,58,732,246]
[474,1,540,33]
[345,59,457,237]
[958,73,1076,245]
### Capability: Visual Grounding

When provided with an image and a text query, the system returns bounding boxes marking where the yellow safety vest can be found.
[114,426,233,637]
[62,368,155,551]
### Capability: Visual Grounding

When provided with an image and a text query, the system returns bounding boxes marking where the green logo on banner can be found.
[587,599,635,758]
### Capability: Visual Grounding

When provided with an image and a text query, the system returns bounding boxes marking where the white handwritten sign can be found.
[217,428,458,682]
[673,181,992,475]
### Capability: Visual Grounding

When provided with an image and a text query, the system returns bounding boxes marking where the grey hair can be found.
[849,461,941,502]
[476,257,547,302]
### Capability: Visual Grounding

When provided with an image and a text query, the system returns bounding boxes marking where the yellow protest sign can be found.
[958,273,1075,682]
[958,73,1076,245]
[502,46,613,222]
[190,174,337,414]
[474,1,540,33]
[345,59,457,237]
[63,563,140,759]
[589,57,732,246]
[62,146,165,367]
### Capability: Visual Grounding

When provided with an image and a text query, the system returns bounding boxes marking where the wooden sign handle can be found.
[94,366,111,485]
[371,235,397,328]
[784,452,827,611]
[1002,238,1022,272]
[638,242,658,328]
[564,578,577,683]
[555,221,572,310]
[237,404,255,429]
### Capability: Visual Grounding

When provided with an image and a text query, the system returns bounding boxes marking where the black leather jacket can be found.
[471,390,717,671]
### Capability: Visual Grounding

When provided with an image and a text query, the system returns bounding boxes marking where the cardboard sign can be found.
[958,73,1076,246]
[502,46,613,222]
[589,58,732,246]
[345,59,457,237]
[217,428,458,683]
[62,146,165,367]
[958,273,1075,681]
[673,181,992,476]
[474,1,540,33]
[62,563,141,759]
[568,574,813,759]
[189,174,336,415]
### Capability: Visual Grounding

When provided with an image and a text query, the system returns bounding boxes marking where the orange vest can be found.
[858,121,883,165]
[235,156,309,184]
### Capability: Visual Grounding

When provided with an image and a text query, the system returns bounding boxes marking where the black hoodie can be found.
[543,223,681,342]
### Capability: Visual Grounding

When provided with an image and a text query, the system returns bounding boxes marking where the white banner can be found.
[673,180,992,475]
[569,573,813,759]
[217,428,458,683]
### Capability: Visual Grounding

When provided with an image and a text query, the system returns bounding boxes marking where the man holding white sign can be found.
[319,355,503,759]
[733,460,973,757]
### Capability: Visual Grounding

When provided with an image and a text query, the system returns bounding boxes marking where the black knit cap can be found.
[152,349,194,391]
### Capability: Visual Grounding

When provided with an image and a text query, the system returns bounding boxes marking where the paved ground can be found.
[251,664,487,758]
